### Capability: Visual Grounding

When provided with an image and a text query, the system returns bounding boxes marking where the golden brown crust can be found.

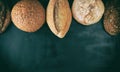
[47,0,72,38]
[11,0,45,32]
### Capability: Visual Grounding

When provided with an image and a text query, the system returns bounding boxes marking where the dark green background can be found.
[0,0,120,72]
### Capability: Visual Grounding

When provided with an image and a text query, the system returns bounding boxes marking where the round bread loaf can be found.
[11,0,45,32]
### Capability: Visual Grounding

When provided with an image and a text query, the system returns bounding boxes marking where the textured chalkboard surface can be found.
[0,0,120,72]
